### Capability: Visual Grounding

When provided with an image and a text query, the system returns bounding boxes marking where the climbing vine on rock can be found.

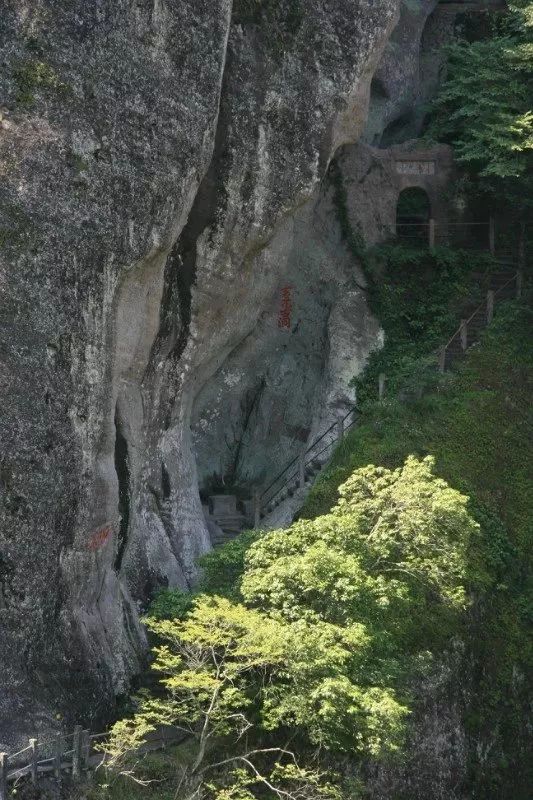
[327,158,372,292]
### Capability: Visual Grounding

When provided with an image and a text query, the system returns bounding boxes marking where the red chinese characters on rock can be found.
[278,286,293,330]
[88,524,113,552]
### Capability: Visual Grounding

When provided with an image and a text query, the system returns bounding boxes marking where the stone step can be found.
[218,524,246,534]
[213,514,247,524]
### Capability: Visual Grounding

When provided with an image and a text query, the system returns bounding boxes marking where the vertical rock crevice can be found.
[0,0,407,742]
[113,406,131,573]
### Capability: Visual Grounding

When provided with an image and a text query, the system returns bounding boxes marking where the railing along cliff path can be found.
[256,272,522,520]
[0,725,182,799]
[0,225,527,798]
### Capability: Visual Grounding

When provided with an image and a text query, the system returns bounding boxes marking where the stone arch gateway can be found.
[335,141,455,248]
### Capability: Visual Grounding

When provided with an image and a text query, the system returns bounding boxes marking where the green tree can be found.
[242,456,478,647]
[301,304,533,797]
[427,1,533,213]
[105,598,349,800]
[105,458,477,799]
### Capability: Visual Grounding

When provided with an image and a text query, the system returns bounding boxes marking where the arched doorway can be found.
[396,187,431,244]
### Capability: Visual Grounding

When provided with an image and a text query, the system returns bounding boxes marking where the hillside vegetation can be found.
[302,303,533,797]
[87,301,532,800]
[84,2,533,798]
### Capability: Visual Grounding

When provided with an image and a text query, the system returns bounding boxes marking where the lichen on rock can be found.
[0,0,401,743]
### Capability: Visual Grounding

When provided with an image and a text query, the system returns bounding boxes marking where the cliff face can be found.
[0,0,404,742]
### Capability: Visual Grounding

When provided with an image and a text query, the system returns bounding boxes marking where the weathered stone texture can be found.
[0,0,232,742]
[0,0,400,742]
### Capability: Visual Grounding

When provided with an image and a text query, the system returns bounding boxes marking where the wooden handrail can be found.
[442,271,519,351]
[259,268,523,520]
[0,725,184,798]
[259,407,359,513]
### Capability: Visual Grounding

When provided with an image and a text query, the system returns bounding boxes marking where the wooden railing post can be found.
[0,753,7,800]
[516,270,523,300]
[29,738,38,785]
[336,418,344,441]
[489,215,495,255]
[429,218,435,248]
[298,454,305,489]
[253,491,260,528]
[486,290,494,324]
[82,730,90,770]
[54,733,62,780]
[72,725,82,779]
[518,220,525,270]
[378,373,386,400]
[460,319,468,351]
[438,346,446,374]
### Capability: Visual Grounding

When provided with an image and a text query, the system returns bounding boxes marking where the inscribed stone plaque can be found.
[395,160,436,176]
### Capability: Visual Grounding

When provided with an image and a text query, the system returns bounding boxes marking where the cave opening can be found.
[396,187,431,244]
[114,407,131,572]
[380,110,417,148]
[161,462,171,501]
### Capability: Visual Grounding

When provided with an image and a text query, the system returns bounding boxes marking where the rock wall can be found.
[364,0,457,147]
[0,0,402,742]
[190,175,381,508]
[190,0,457,519]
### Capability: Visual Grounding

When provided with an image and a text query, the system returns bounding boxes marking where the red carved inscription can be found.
[88,524,113,551]
[278,286,293,330]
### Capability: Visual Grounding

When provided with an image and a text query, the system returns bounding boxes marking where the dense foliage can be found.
[352,243,497,406]
[427,1,533,211]
[303,304,533,798]
[106,459,476,800]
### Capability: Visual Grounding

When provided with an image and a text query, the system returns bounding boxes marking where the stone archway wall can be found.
[396,186,431,224]
[338,141,455,246]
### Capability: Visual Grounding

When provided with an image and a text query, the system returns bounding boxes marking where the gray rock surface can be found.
[0,0,400,742]
[191,185,381,501]
[364,0,457,147]
[0,2,498,797]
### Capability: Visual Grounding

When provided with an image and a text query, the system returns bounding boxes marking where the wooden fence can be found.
[395,216,525,258]
[0,726,181,799]
[0,251,526,798]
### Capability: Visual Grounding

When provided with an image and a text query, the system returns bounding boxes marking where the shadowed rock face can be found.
[0,0,401,741]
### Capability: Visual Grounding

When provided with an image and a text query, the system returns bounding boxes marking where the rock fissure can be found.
[0,0,464,747]
[113,406,131,573]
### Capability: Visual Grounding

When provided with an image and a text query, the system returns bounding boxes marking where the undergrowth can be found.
[301,302,533,798]
[328,156,500,406]
[354,243,498,406]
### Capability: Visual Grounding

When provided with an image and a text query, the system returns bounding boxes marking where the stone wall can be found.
[338,140,455,245]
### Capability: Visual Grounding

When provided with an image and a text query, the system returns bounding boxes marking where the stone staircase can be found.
[205,265,523,548]
[204,457,333,546]
[203,494,251,546]
[262,458,323,515]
